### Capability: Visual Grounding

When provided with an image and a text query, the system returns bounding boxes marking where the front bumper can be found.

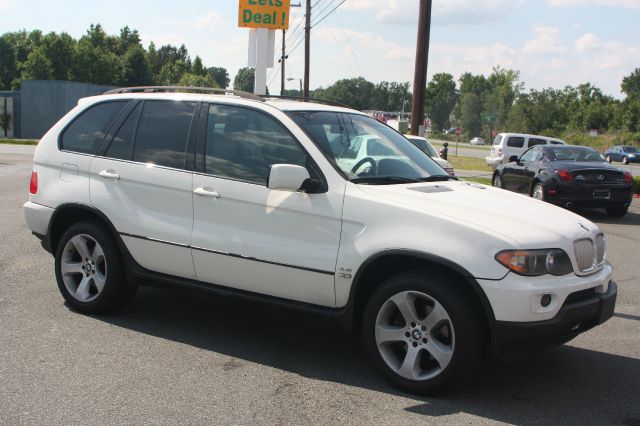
[491,281,617,357]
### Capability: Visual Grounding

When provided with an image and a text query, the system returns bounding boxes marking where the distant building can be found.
[0,80,115,139]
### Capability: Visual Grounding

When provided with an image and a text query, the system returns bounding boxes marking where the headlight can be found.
[495,249,573,276]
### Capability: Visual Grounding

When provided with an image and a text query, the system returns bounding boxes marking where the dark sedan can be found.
[492,145,633,217]
[604,145,639,164]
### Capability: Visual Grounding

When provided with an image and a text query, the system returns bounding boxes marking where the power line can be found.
[311,0,345,28]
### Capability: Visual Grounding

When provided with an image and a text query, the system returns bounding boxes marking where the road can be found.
[1,145,639,425]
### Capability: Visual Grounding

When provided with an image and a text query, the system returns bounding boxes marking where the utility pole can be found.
[280,29,287,95]
[303,0,311,99]
[411,0,432,136]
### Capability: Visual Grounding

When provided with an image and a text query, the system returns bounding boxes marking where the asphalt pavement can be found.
[1,145,639,425]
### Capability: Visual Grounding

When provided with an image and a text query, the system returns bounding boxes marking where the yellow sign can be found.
[238,0,291,30]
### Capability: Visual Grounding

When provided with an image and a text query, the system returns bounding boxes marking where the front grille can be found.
[574,238,596,272]
[595,234,606,265]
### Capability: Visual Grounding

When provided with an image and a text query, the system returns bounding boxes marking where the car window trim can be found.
[196,101,328,193]
[97,100,140,159]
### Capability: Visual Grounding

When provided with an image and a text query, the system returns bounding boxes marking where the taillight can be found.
[498,148,502,156]
[556,169,573,182]
[29,171,38,194]
[624,171,632,183]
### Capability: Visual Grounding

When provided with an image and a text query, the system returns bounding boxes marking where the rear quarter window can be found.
[60,101,127,154]
[506,137,525,148]
[493,135,503,146]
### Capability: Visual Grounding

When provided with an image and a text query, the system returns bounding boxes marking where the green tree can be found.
[21,48,53,80]
[207,67,230,89]
[0,36,16,90]
[425,73,457,131]
[234,67,255,92]
[314,77,375,110]
[192,56,206,76]
[484,67,522,130]
[178,73,217,88]
[459,93,482,137]
[122,45,151,86]
[621,68,640,99]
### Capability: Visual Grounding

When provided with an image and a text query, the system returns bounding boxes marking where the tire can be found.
[55,221,136,314]
[606,205,628,217]
[532,182,545,201]
[361,270,486,394]
[492,174,503,189]
[622,156,629,165]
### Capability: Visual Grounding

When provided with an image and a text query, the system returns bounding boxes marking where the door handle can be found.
[194,187,221,198]
[98,170,120,180]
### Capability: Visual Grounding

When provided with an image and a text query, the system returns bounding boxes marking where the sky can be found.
[1,0,639,98]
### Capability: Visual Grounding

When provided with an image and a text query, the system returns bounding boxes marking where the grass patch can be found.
[446,155,493,172]
[0,138,38,145]
[460,176,492,185]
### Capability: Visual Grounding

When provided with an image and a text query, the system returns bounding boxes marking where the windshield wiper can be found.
[417,175,459,182]
[350,176,421,185]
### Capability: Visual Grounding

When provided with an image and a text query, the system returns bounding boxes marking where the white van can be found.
[486,133,566,168]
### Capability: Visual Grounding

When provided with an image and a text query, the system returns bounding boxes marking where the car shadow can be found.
[571,206,640,226]
[90,286,640,425]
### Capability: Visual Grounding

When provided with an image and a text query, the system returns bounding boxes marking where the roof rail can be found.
[263,95,354,110]
[103,86,264,102]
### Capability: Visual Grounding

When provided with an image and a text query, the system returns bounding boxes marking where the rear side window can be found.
[507,137,525,148]
[61,101,126,154]
[105,103,142,161]
[132,101,197,169]
[528,138,547,147]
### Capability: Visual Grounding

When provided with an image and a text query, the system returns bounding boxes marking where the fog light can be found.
[541,294,552,307]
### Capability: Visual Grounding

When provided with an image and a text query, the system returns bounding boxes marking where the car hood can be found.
[355,180,598,247]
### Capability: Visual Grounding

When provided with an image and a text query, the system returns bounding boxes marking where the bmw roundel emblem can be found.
[597,175,605,181]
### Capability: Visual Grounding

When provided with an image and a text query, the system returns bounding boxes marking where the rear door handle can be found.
[98,170,120,180]
[194,187,221,198]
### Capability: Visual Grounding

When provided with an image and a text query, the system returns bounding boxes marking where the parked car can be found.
[470,137,485,146]
[486,133,566,168]
[604,145,639,164]
[492,145,633,217]
[404,135,455,176]
[24,87,617,394]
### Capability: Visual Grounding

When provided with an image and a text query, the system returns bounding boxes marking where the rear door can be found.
[90,100,200,279]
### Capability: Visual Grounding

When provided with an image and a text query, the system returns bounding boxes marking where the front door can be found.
[191,103,344,307]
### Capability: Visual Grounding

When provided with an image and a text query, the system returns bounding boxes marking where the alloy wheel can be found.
[374,291,455,381]
[60,234,107,303]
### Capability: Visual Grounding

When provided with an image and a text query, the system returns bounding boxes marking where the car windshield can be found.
[287,111,449,184]
[622,146,639,153]
[548,146,605,162]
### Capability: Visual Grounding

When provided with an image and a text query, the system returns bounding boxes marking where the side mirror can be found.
[268,164,310,192]
[509,155,519,163]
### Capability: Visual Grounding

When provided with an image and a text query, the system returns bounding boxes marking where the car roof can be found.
[79,91,364,116]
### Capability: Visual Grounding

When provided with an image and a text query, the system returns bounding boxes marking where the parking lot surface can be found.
[1,145,639,425]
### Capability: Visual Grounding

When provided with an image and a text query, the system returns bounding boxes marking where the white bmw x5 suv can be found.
[24,87,616,394]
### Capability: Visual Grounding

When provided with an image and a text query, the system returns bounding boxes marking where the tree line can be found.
[0,25,232,90]
[313,67,640,142]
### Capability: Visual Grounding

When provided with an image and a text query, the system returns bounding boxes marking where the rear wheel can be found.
[606,205,628,217]
[532,183,545,201]
[362,270,485,394]
[55,222,136,314]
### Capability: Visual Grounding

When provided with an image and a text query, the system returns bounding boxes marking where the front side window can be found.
[520,147,539,162]
[204,104,308,185]
[528,138,547,147]
[61,101,126,154]
[288,111,447,184]
[132,101,197,169]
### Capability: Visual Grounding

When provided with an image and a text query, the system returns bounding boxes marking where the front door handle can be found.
[98,170,120,180]
[194,187,221,198]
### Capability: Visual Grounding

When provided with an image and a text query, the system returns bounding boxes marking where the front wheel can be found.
[492,174,503,188]
[362,271,485,394]
[55,221,136,314]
